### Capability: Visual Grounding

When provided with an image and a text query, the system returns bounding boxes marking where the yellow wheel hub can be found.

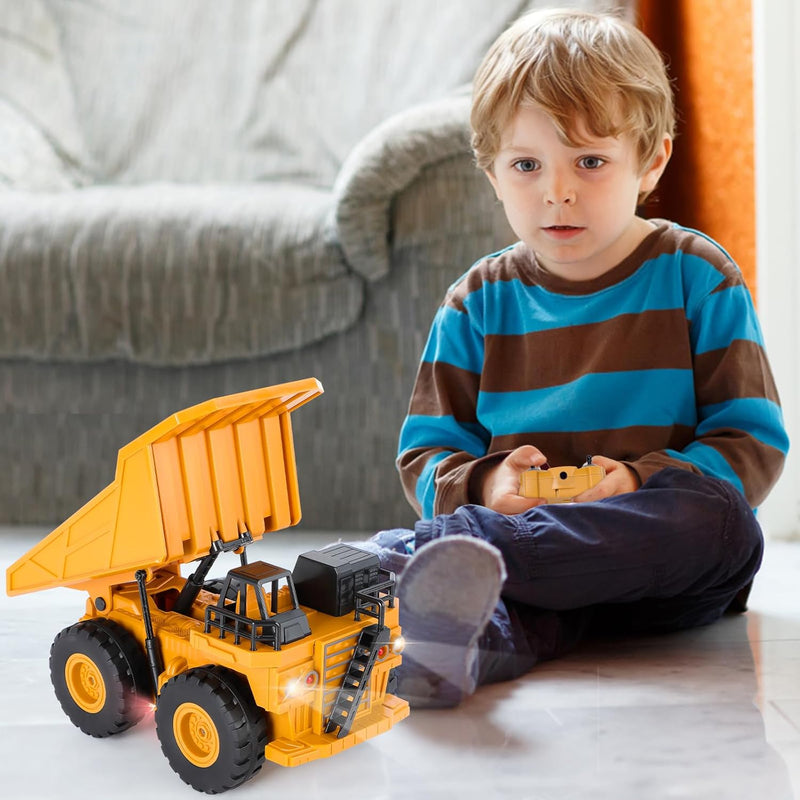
[64,653,107,714]
[173,702,220,768]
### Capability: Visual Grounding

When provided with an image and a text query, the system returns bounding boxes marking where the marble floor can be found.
[1,526,798,800]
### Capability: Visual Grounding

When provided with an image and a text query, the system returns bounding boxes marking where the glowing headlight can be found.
[284,678,302,699]
[284,670,319,699]
[392,635,406,654]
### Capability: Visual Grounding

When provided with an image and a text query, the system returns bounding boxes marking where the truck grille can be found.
[320,631,373,722]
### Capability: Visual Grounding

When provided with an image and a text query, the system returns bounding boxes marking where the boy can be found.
[351,9,788,708]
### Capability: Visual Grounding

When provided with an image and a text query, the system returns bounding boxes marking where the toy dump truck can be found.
[6,378,408,793]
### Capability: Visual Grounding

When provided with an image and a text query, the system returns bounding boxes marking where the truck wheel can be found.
[50,619,151,737]
[387,667,399,696]
[155,666,268,793]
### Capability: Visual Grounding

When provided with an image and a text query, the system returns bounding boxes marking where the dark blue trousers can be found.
[412,469,764,687]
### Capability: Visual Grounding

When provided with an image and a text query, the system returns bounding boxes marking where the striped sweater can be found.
[397,219,788,519]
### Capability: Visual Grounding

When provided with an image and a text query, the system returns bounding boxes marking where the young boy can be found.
[351,9,789,708]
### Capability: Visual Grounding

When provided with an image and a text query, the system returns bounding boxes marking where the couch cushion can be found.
[0,1,90,174]
[0,183,363,365]
[8,0,547,185]
[0,98,86,191]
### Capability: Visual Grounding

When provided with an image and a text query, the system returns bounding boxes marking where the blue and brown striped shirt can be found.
[397,219,788,519]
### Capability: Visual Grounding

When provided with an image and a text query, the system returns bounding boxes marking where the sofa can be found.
[0,0,620,531]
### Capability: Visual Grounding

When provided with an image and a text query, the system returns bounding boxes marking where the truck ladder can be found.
[324,624,390,738]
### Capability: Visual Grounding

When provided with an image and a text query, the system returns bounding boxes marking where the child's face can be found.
[485,104,671,281]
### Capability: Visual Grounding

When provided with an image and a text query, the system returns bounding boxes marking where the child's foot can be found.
[394,535,506,708]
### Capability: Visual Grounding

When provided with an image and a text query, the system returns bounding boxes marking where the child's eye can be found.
[578,156,606,169]
[512,159,539,173]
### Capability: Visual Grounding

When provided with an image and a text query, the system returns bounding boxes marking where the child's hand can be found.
[573,455,640,502]
[477,445,550,514]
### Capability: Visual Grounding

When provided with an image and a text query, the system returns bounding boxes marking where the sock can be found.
[394,535,506,709]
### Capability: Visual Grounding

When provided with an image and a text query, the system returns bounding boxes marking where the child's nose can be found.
[543,171,576,205]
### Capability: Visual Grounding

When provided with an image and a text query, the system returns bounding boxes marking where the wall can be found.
[752,0,800,539]
[638,0,756,295]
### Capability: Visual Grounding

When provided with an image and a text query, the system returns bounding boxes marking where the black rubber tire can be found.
[50,618,152,737]
[154,666,268,794]
[387,667,399,696]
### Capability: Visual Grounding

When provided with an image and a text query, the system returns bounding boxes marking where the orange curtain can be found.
[637,0,756,298]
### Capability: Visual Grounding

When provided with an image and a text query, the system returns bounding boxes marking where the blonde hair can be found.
[471,9,675,177]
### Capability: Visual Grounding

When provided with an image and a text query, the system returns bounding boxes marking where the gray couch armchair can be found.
[0,0,615,531]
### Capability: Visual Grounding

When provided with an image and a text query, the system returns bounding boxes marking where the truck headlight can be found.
[392,635,406,654]
[284,670,319,698]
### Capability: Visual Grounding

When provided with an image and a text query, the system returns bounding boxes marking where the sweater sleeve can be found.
[627,260,788,507]
[396,291,494,518]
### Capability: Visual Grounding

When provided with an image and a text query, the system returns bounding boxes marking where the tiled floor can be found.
[2,526,798,799]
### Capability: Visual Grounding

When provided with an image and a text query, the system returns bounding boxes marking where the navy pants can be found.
[411,469,764,687]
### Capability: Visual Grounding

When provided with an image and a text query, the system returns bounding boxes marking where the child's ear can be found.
[484,168,503,202]
[640,135,673,194]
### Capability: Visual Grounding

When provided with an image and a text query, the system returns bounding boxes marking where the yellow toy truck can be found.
[519,459,606,502]
[6,378,408,793]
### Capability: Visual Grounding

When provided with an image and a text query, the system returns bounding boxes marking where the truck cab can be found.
[208,561,311,649]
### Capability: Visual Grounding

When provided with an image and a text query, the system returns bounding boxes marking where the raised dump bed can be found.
[7,377,323,596]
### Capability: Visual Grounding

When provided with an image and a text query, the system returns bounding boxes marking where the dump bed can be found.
[7,378,323,596]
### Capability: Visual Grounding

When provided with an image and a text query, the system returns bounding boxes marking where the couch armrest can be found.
[330,92,473,281]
